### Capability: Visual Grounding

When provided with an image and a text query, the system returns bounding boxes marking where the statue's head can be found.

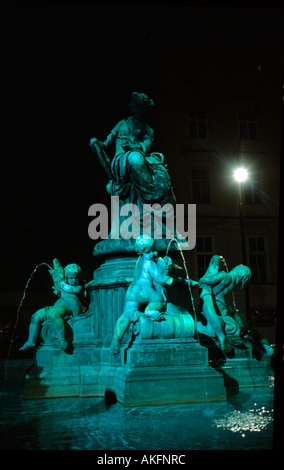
[64,263,83,286]
[135,237,156,256]
[206,255,221,274]
[162,255,173,274]
[230,265,251,289]
[129,92,154,116]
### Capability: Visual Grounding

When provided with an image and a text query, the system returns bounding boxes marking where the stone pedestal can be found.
[23,338,227,404]
[105,339,226,405]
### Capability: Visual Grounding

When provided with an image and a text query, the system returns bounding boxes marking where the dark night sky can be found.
[1,1,284,287]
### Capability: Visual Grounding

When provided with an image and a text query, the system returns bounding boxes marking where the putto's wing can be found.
[49,258,65,295]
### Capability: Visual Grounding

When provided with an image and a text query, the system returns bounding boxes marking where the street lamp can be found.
[234,167,248,183]
[233,167,251,326]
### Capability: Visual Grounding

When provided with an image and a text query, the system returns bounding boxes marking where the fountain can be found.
[19,92,272,404]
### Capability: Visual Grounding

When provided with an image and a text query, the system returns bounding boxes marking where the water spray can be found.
[166,238,209,403]
[5,263,52,378]
[219,255,238,311]
[166,238,198,322]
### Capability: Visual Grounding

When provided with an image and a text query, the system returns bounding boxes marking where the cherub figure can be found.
[197,255,251,354]
[110,238,175,355]
[19,259,85,351]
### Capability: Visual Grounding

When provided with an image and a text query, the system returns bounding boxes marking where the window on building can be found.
[196,236,213,279]
[188,110,207,138]
[191,168,211,203]
[249,236,268,282]
[244,182,262,204]
[238,111,257,140]
[243,170,262,204]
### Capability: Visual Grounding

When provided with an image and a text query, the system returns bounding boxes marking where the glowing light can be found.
[213,408,273,436]
[234,167,248,183]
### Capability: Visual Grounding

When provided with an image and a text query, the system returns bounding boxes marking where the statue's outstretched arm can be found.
[140,127,154,153]
[89,121,122,178]
[102,121,121,149]
[199,271,226,286]
[150,259,173,286]
[89,137,113,178]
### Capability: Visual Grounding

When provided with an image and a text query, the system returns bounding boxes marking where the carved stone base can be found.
[22,334,271,402]
[23,339,227,404]
[105,339,227,405]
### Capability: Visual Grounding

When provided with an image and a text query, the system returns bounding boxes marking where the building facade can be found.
[152,43,282,343]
